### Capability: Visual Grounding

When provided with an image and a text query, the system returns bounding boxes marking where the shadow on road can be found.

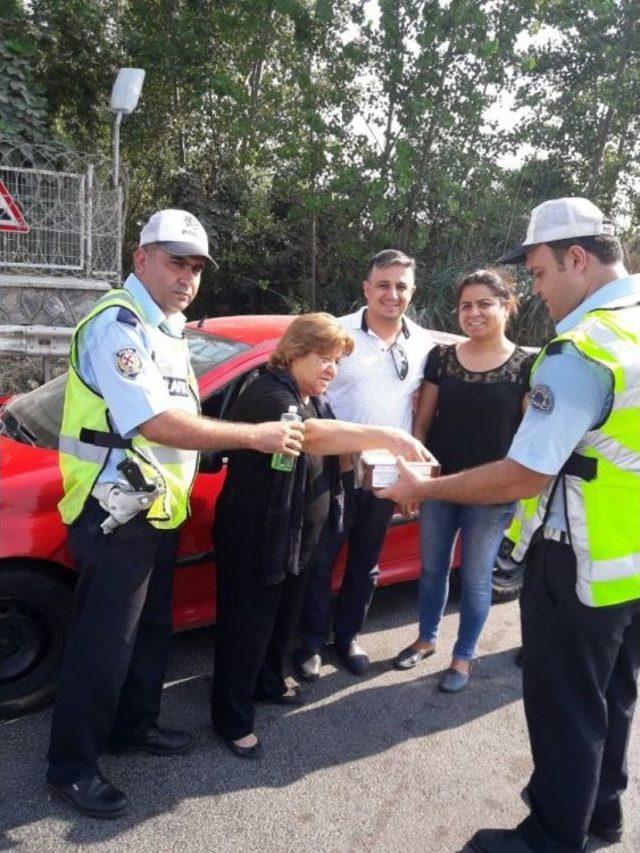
[0,583,523,847]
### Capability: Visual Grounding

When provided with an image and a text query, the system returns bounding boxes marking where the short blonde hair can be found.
[270,312,354,369]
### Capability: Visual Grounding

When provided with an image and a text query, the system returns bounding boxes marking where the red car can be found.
[0,315,521,719]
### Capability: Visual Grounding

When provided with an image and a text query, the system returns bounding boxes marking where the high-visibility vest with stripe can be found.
[508,293,640,607]
[58,288,199,529]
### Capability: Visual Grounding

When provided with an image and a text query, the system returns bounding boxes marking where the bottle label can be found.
[271,453,295,472]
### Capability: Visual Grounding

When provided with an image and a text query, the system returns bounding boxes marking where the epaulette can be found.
[545,340,565,356]
[116,307,140,328]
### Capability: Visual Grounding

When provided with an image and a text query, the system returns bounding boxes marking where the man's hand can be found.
[389,430,432,463]
[399,501,419,519]
[377,457,430,503]
[377,457,551,507]
[139,409,307,455]
[252,419,305,456]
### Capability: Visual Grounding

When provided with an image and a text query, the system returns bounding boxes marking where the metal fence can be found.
[0,142,124,280]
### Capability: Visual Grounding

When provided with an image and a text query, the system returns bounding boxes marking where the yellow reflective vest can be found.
[508,294,640,607]
[58,288,199,530]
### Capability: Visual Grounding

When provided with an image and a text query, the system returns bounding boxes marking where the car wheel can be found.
[0,565,73,719]
[491,538,524,604]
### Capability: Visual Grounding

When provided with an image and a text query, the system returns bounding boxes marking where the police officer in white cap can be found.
[379,198,640,852]
[46,209,304,818]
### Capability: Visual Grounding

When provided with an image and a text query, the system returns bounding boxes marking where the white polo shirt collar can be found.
[358,307,410,342]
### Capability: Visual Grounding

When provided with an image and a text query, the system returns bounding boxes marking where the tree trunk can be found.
[310,212,317,310]
[173,81,186,168]
[397,39,453,250]
[586,3,635,193]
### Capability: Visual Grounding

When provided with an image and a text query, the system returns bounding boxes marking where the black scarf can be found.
[259,367,344,586]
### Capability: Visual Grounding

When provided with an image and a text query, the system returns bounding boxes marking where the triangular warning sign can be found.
[0,179,30,233]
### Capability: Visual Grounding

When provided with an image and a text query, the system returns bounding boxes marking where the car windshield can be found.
[0,331,250,450]
[184,328,249,378]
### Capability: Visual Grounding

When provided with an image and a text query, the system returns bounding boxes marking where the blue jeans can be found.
[418,499,514,661]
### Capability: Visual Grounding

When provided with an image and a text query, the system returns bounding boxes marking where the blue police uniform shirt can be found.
[507,273,640,530]
[76,273,187,484]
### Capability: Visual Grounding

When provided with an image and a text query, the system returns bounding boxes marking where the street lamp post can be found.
[110,68,145,189]
[110,68,145,278]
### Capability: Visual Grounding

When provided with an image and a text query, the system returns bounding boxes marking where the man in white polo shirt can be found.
[295,249,432,678]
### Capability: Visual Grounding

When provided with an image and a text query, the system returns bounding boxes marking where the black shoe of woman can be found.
[254,686,305,706]
[223,737,263,760]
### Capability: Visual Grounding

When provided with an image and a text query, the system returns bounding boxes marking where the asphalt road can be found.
[1,581,638,852]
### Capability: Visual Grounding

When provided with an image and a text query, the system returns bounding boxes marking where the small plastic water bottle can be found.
[271,405,301,472]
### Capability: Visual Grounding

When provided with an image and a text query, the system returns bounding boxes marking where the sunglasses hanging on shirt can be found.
[389,340,409,380]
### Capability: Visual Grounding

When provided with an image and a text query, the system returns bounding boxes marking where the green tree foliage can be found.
[11,0,640,345]
[515,0,640,217]
[0,1,50,145]
[29,0,120,150]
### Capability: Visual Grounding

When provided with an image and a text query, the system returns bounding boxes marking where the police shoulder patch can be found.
[115,347,142,378]
[530,383,554,414]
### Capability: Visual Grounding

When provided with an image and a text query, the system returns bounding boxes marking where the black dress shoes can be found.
[108,724,193,756]
[463,827,537,852]
[335,638,370,676]
[48,773,128,819]
[393,644,436,670]
[223,737,263,760]
[294,649,322,682]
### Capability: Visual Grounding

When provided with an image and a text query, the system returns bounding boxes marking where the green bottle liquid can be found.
[271,405,301,472]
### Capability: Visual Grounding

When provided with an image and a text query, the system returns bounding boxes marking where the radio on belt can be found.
[117,458,157,492]
[358,449,440,490]
[91,458,165,534]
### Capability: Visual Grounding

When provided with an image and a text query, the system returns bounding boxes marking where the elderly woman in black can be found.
[211,313,428,759]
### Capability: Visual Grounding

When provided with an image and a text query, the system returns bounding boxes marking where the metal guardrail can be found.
[0,324,73,357]
[0,324,71,383]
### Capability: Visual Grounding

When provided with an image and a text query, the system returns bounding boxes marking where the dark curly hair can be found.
[455,267,519,315]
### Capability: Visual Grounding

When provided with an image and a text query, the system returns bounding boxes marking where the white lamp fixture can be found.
[110,68,145,187]
[110,68,145,114]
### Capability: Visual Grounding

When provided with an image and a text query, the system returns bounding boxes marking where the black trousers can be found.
[47,498,179,785]
[211,534,308,741]
[300,473,395,652]
[520,539,640,851]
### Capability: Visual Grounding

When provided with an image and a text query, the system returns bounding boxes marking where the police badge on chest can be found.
[165,376,189,397]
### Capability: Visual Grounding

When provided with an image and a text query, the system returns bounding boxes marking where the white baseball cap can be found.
[139,209,217,267]
[497,197,616,264]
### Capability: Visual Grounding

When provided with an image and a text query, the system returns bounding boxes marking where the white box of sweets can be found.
[358,450,440,490]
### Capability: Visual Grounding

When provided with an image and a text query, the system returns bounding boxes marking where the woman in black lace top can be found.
[393,269,534,692]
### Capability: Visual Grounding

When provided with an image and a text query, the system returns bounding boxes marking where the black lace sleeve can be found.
[423,344,445,384]
[519,350,536,389]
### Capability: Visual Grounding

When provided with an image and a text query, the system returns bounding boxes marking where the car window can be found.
[200,367,264,420]
[185,329,250,378]
[0,373,66,450]
[198,368,265,474]
[0,332,252,449]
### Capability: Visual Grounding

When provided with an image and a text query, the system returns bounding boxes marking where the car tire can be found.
[0,564,73,719]
[491,538,524,604]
